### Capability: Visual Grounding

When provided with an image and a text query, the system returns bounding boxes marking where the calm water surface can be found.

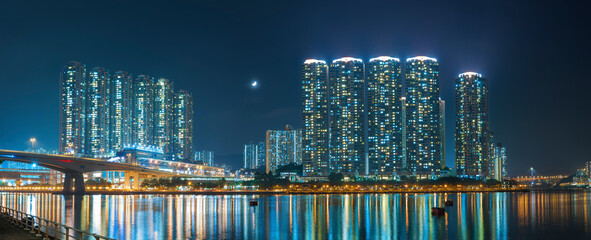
[1,191,590,239]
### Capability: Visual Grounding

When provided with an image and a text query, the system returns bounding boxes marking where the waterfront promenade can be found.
[0,216,40,240]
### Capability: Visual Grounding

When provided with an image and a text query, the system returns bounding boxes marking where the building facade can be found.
[401,97,407,172]
[499,143,508,180]
[244,143,258,169]
[109,71,133,154]
[172,90,194,161]
[257,141,266,169]
[85,67,111,157]
[300,56,455,179]
[266,124,302,173]
[439,98,446,169]
[195,150,214,166]
[366,56,403,177]
[455,72,489,178]
[59,61,195,161]
[132,75,155,148]
[154,78,174,159]
[59,61,87,155]
[301,59,329,177]
[329,57,366,176]
[404,56,441,178]
[489,142,507,181]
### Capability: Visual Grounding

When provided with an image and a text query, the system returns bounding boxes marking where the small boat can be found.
[431,207,445,215]
[249,201,258,206]
[445,200,454,206]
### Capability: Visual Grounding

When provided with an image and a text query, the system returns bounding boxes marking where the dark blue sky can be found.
[1,0,589,175]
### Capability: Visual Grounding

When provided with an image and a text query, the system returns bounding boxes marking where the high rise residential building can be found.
[301,59,329,177]
[488,132,496,179]
[257,142,266,169]
[195,150,214,166]
[265,124,303,173]
[109,71,133,153]
[439,98,446,169]
[366,56,403,177]
[329,57,366,176]
[499,144,508,179]
[59,61,195,161]
[173,89,194,161]
[85,67,111,157]
[404,56,441,178]
[243,142,265,170]
[132,75,155,147]
[455,72,489,178]
[59,61,87,155]
[154,78,174,159]
[401,97,407,172]
[489,142,507,181]
[244,143,258,169]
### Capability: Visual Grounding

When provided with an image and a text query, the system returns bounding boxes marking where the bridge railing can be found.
[0,206,115,240]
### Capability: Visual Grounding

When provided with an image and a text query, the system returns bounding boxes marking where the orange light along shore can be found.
[0,185,530,195]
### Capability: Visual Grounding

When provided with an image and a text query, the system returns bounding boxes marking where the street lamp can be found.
[30,138,36,152]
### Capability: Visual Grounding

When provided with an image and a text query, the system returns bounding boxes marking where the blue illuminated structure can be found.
[455,72,489,178]
[404,56,441,178]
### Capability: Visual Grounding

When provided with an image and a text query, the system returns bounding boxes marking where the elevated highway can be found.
[0,150,223,194]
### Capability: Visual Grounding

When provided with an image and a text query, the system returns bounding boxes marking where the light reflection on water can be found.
[0,192,590,239]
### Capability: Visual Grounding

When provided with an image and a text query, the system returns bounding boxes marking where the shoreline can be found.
[0,189,537,195]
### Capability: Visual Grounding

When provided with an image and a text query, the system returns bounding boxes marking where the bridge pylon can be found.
[62,171,86,195]
[124,171,141,190]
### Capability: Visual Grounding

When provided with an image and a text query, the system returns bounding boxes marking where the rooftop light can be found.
[458,72,483,78]
[304,59,326,64]
[333,57,363,63]
[406,56,437,62]
[369,56,400,62]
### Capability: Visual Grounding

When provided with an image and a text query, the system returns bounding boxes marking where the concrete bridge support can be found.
[124,171,140,190]
[62,171,85,195]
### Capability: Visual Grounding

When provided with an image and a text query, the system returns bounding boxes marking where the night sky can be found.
[1,0,590,175]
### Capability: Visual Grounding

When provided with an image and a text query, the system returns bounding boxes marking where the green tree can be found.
[328,172,344,184]
[484,179,501,186]
[275,164,303,175]
[85,178,112,188]
[253,171,290,189]
[170,177,187,188]
[140,178,159,189]
[217,178,227,188]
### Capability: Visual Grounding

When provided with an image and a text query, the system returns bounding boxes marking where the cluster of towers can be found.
[243,124,303,173]
[244,142,266,169]
[265,124,302,173]
[302,56,507,180]
[59,61,194,161]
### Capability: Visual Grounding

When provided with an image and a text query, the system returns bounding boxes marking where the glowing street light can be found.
[30,138,36,152]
